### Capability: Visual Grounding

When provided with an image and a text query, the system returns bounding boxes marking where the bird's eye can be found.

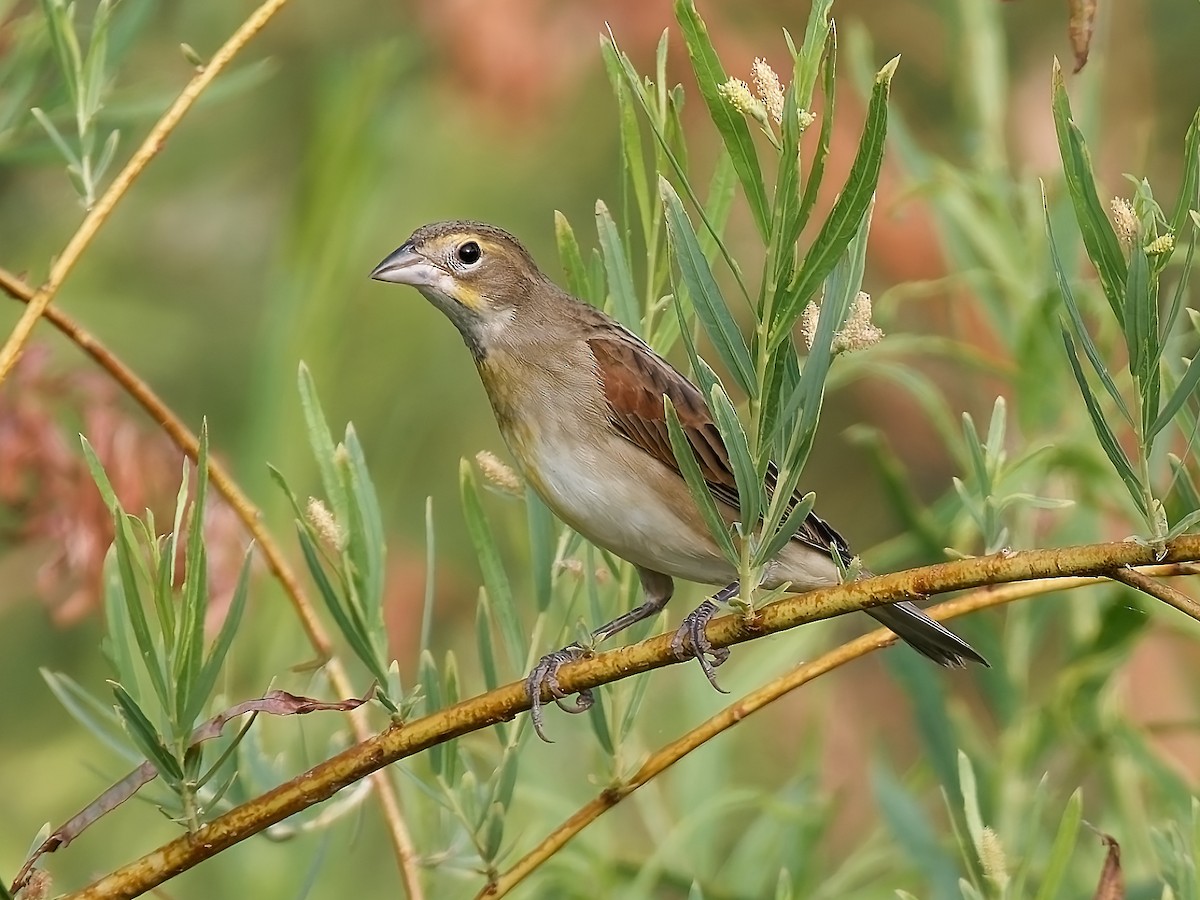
[457,241,482,265]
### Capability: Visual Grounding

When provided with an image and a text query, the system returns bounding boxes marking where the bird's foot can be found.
[669,599,730,693]
[525,643,594,742]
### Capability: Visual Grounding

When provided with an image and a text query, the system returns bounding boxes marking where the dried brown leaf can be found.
[9,686,375,895]
[1092,832,1124,900]
[1068,0,1098,73]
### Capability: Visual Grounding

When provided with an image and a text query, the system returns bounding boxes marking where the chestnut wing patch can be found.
[587,332,852,561]
[587,334,739,511]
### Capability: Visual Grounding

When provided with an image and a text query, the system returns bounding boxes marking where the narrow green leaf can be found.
[82,0,111,119]
[31,106,81,169]
[267,464,308,522]
[604,31,751,302]
[957,751,985,855]
[595,200,642,331]
[419,650,444,775]
[708,382,761,526]
[490,748,521,815]
[460,460,525,671]
[618,660,654,742]
[769,80,802,287]
[1166,508,1200,539]
[112,512,169,711]
[1170,108,1200,239]
[172,541,205,734]
[672,295,721,408]
[772,197,874,453]
[961,413,990,494]
[1042,184,1133,424]
[1061,327,1148,514]
[343,424,386,627]
[1051,61,1127,323]
[888,652,960,807]
[526,490,556,613]
[80,435,119,509]
[1150,352,1200,438]
[757,342,802,461]
[421,497,436,654]
[984,397,1006,471]
[297,362,348,521]
[475,592,500,692]
[481,803,506,863]
[111,682,182,783]
[297,526,385,684]
[664,398,737,562]
[795,26,836,234]
[873,764,961,898]
[698,149,737,264]
[42,669,138,762]
[190,547,253,724]
[1169,453,1200,512]
[1034,789,1082,900]
[772,57,893,347]
[1123,245,1156,422]
[554,210,589,301]
[588,691,616,756]
[1161,211,1197,340]
[661,177,755,393]
[40,0,81,102]
[674,0,770,238]
[175,423,211,723]
[601,38,652,245]
[101,549,137,691]
[792,1,834,107]
[756,491,816,565]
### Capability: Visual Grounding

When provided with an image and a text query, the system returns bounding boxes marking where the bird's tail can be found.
[865,601,989,668]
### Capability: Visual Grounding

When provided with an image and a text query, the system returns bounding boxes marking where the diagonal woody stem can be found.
[0,0,289,385]
[1110,565,1200,619]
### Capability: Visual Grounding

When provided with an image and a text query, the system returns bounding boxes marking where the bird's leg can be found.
[669,581,741,693]
[526,568,675,741]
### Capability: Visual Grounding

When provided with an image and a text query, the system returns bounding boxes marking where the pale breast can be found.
[523,430,738,584]
[476,349,728,582]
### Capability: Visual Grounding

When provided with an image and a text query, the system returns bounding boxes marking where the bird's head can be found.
[370,221,545,358]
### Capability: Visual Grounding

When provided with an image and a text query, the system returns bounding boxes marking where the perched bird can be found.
[371,221,986,738]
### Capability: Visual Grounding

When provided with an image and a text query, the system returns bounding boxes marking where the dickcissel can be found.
[371,221,986,738]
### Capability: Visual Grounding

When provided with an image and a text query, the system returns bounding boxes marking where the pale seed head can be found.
[1145,233,1175,255]
[751,57,785,124]
[835,292,885,352]
[718,78,769,127]
[1110,197,1138,246]
[979,827,1010,888]
[306,497,344,552]
[475,450,522,495]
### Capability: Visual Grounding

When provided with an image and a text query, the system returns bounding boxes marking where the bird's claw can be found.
[669,599,729,693]
[525,644,594,742]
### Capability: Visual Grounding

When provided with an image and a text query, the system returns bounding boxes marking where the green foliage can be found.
[1047,61,1200,547]
[4,0,1200,898]
[50,425,252,830]
[271,364,413,716]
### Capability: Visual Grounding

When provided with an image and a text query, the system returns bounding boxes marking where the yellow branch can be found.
[64,539,1200,899]
[479,567,1196,896]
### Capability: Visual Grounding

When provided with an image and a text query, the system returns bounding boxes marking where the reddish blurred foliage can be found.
[411,0,694,122]
[0,346,248,628]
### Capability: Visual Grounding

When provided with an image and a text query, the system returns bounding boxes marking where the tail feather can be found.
[866,601,989,668]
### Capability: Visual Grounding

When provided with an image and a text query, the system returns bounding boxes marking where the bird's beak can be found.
[369,244,439,286]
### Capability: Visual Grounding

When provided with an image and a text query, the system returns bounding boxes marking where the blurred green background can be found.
[3,0,1200,897]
